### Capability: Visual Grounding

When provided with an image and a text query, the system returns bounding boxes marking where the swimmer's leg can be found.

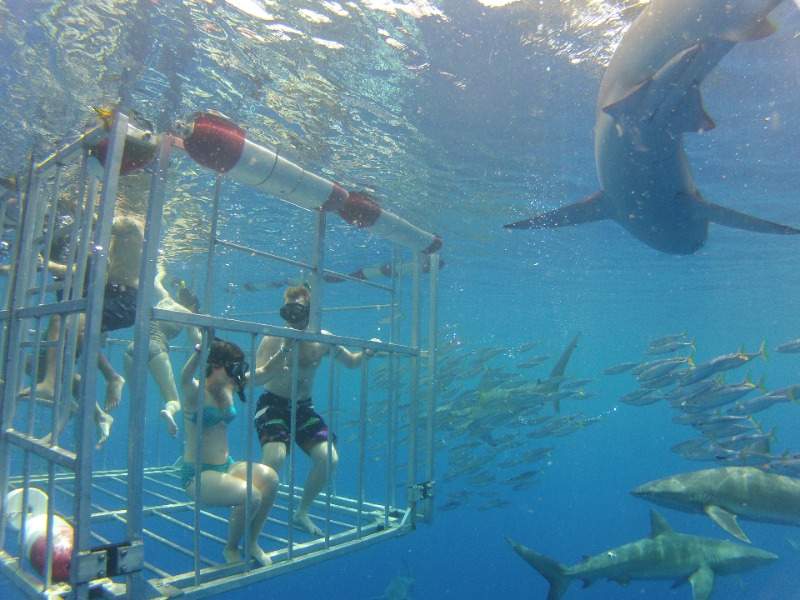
[186,470,264,564]
[99,351,125,411]
[149,351,181,437]
[94,403,113,448]
[294,441,338,537]
[229,462,278,566]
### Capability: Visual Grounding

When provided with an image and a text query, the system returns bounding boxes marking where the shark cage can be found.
[0,112,442,599]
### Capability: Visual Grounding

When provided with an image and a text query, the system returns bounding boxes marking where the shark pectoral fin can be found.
[602,79,651,120]
[671,577,689,589]
[704,505,750,543]
[697,200,800,235]
[666,85,715,133]
[721,18,777,43]
[504,192,609,230]
[689,565,714,600]
[604,44,704,128]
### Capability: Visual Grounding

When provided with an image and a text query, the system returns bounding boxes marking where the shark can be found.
[505,0,799,254]
[508,509,777,600]
[372,575,414,600]
[632,466,800,543]
[536,333,580,412]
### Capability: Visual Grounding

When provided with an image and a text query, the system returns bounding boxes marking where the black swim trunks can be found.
[254,391,336,451]
[101,283,137,332]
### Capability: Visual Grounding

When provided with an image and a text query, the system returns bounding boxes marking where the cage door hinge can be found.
[88,541,144,578]
[74,549,107,583]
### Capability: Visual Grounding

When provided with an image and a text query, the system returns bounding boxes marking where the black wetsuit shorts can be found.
[254,391,335,451]
[101,283,137,332]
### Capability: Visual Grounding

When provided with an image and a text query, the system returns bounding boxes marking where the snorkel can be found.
[280,301,310,330]
[224,359,249,403]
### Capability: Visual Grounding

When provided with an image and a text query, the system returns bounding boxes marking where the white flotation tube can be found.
[178,112,442,255]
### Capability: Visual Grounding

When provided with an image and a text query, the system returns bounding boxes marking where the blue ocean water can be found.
[2,1,800,599]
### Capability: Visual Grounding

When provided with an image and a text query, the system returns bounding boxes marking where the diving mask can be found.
[224,360,249,402]
[280,302,310,330]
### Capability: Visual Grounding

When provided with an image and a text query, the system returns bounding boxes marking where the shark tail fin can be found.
[507,538,571,600]
[768,427,777,443]
[504,192,609,230]
[697,200,800,235]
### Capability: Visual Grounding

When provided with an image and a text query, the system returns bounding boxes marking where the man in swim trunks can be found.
[31,213,144,446]
[253,285,377,536]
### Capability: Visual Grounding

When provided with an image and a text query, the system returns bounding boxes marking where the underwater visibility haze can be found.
[1,0,800,598]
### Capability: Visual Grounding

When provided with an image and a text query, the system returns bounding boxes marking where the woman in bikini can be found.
[180,338,277,565]
[122,262,200,436]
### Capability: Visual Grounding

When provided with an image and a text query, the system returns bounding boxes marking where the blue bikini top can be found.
[187,403,237,428]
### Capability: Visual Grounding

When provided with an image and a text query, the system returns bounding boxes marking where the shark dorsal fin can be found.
[649,510,673,537]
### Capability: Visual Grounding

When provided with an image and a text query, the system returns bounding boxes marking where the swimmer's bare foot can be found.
[292,512,323,537]
[223,546,242,564]
[18,383,55,403]
[160,400,179,437]
[104,375,125,411]
[249,544,272,567]
[95,409,113,449]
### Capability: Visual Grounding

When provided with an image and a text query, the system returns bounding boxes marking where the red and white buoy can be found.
[87,115,159,176]
[6,487,73,582]
[178,112,442,255]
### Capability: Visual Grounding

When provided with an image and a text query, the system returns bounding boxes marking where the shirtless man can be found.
[31,213,144,446]
[253,285,377,536]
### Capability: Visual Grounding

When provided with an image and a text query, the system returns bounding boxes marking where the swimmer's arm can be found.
[332,346,369,368]
[252,336,287,384]
[39,257,73,276]
[256,336,286,369]
[332,337,383,368]
[180,347,202,393]
[187,326,202,347]
[250,362,273,386]
[153,262,169,301]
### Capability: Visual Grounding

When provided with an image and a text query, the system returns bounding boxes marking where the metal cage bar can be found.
[73,112,129,599]
[126,134,172,598]
[286,339,301,559]
[356,358,368,538]
[406,254,422,524]
[423,253,439,522]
